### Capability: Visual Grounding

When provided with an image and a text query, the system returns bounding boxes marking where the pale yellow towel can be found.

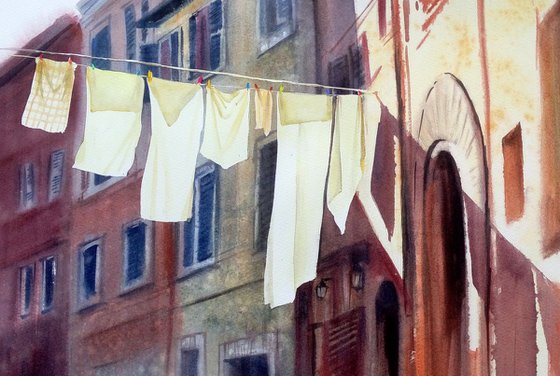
[264,92,333,308]
[22,58,77,133]
[200,86,250,169]
[327,95,364,234]
[254,87,273,135]
[141,78,204,222]
[73,68,144,176]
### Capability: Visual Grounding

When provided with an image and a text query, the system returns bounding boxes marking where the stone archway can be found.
[412,73,490,376]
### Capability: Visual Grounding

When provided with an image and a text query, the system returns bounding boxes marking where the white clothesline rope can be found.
[1,47,378,95]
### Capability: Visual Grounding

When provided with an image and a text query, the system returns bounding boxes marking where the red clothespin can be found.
[269,86,273,91]
[68,57,72,64]
[254,83,259,90]
[197,76,203,85]
[39,53,43,60]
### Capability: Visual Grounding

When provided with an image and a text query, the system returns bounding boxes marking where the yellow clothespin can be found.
[279,84,284,93]
[207,79,212,89]
[147,70,153,82]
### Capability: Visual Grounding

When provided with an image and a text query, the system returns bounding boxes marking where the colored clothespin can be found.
[246,82,250,90]
[325,88,332,96]
[357,90,362,96]
[197,76,203,85]
[279,84,284,93]
[68,57,72,64]
[207,79,212,89]
[90,62,95,70]
[147,70,153,82]
[254,83,260,90]
[39,53,43,60]
[269,86,273,91]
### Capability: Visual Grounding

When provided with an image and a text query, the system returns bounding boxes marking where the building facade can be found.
[0,15,83,376]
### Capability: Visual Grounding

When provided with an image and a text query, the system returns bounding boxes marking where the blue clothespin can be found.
[246,82,250,90]
[325,88,332,96]
[90,62,95,70]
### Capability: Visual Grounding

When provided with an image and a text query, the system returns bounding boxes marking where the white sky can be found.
[0,0,80,63]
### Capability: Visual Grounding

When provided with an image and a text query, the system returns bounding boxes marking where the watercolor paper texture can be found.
[1,1,560,375]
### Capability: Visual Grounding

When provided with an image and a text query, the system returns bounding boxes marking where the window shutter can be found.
[83,245,98,298]
[326,307,365,375]
[140,43,158,101]
[124,6,136,72]
[349,44,365,88]
[126,222,146,282]
[42,257,55,310]
[189,15,197,77]
[197,168,216,262]
[276,0,292,27]
[20,162,35,209]
[181,350,200,376]
[256,141,277,251]
[209,0,223,70]
[328,56,350,94]
[92,26,111,70]
[183,219,195,268]
[48,150,65,202]
[170,31,180,81]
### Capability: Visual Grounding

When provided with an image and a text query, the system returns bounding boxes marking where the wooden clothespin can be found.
[147,70,153,82]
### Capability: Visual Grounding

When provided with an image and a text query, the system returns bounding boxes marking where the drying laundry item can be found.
[73,67,144,176]
[21,57,77,133]
[141,78,204,222]
[327,95,365,234]
[200,86,250,169]
[264,91,333,308]
[254,86,273,136]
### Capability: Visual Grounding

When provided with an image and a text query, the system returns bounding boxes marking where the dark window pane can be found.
[171,31,180,81]
[257,141,277,251]
[197,170,216,263]
[276,0,292,27]
[188,15,197,78]
[43,258,55,310]
[126,223,146,283]
[21,266,33,314]
[226,355,269,376]
[94,173,111,186]
[183,219,195,268]
[209,0,223,33]
[181,349,199,376]
[124,5,136,72]
[83,245,98,298]
[92,26,111,70]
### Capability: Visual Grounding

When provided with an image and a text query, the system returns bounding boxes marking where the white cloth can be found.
[200,86,250,169]
[73,67,144,176]
[141,78,204,222]
[22,57,77,133]
[327,95,364,234]
[254,87,273,136]
[264,92,333,308]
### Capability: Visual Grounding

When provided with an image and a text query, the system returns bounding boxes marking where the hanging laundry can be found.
[254,86,273,136]
[21,57,77,133]
[73,67,144,176]
[264,91,333,308]
[200,85,250,169]
[327,95,365,234]
[141,77,204,222]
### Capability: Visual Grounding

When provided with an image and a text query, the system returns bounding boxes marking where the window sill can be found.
[177,259,217,281]
[76,300,104,314]
[119,280,154,297]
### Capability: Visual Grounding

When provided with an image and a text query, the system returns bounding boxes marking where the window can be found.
[159,30,181,81]
[124,5,137,73]
[78,240,101,308]
[20,265,34,317]
[328,44,365,91]
[178,164,217,276]
[19,162,35,210]
[179,334,205,376]
[258,0,295,53]
[503,123,524,222]
[123,220,152,291]
[255,140,277,251]
[91,25,111,70]
[220,333,277,376]
[48,150,65,202]
[188,0,224,77]
[41,256,56,312]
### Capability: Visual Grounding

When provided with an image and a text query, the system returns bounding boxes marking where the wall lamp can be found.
[351,263,365,291]
[315,278,331,300]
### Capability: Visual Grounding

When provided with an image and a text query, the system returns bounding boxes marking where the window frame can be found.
[257,0,296,54]
[77,238,103,310]
[41,256,56,313]
[178,333,206,376]
[177,164,218,278]
[121,219,153,293]
[219,333,277,376]
[90,21,112,70]
[19,264,34,318]
[83,172,122,198]
[254,136,278,252]
[158,27,183,81]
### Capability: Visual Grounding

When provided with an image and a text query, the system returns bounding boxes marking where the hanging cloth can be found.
[254,86,273,136]
[200,86,250,169]
[141,77,204,222]
[21,57,77,133]
[73,67,144,176]
[264,91,333,308]
[327,95,365,234]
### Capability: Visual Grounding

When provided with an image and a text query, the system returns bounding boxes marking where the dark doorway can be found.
[423,150,468,375]
[224,354,269,376]
[376,281,400,376]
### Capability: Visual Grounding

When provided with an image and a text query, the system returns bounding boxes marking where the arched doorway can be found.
[375,281,400,376]
[411,73,490,376]
[422,150,468,375]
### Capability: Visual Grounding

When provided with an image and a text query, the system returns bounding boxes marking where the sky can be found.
[0,0,79,63]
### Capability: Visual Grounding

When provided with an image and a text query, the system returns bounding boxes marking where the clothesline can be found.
[1,47,378,95]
